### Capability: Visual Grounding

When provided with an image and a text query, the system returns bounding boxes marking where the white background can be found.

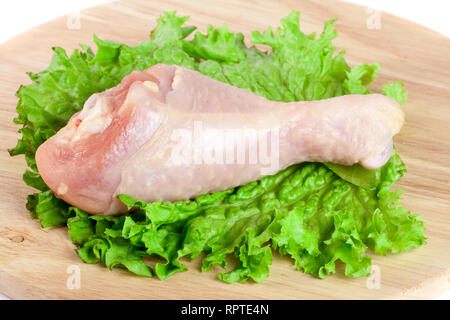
[0,0,448,300]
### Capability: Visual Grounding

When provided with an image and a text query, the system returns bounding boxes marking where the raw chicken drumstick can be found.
[35,64,404,215]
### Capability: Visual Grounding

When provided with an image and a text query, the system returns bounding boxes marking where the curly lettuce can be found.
[9,11,424,283]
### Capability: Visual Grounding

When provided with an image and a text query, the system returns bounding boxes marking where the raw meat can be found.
[35,64,404,215]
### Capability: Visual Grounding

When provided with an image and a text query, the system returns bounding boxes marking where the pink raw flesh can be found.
[35,64,404,215]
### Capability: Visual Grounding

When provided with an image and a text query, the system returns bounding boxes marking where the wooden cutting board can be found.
[0,0,449,300]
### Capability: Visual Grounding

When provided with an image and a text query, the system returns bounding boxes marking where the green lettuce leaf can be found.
[382,82,408,105]
[9,11,424,282]
[66,159,424,283]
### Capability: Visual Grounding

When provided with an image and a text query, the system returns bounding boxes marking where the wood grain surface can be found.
[0,0,449,300]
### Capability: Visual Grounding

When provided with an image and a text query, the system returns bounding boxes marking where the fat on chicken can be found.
[35,64,404,215]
